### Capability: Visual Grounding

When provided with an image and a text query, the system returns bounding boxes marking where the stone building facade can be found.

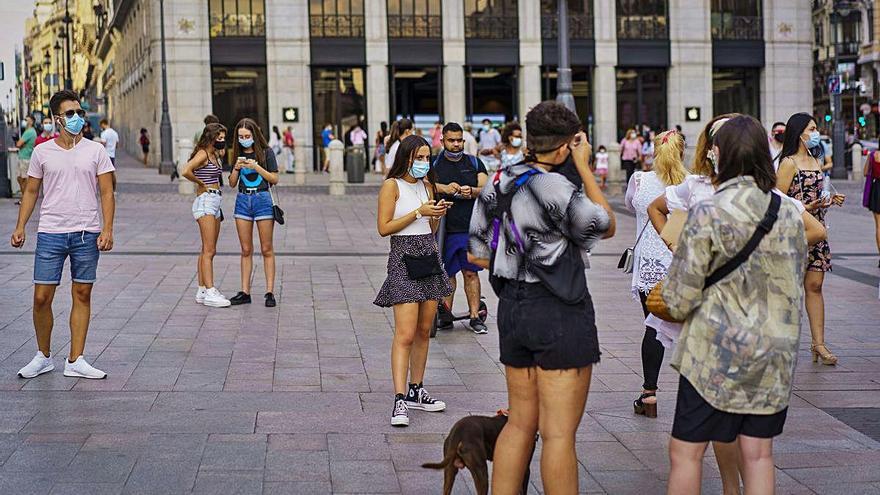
[88,0,812,178]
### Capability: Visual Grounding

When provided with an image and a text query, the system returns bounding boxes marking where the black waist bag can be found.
[488,169,587,305]
[402,254,443,280]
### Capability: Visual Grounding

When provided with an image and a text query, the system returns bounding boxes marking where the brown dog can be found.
[422,411,535,495]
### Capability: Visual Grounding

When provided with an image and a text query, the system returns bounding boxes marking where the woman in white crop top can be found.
[374,135,453,428]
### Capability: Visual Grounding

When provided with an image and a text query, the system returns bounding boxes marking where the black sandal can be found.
[633,392,657,418]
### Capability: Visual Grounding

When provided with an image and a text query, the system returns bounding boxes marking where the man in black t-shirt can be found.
[432,122,489,334]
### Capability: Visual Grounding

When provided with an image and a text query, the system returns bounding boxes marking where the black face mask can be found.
[213,141,226,150]
[531,144,571,168]
[773,133,784,143]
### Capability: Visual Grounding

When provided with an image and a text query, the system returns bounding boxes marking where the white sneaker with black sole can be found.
[405,383,446,412]
[391,395,409,427]
[17,352,54,378]
[202,287,231,308]
[63,356,107,379]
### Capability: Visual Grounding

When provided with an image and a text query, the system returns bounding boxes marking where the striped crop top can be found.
[194,160,223,186]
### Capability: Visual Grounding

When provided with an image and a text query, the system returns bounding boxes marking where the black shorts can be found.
[672,375,788,443]
[496,281,600,370]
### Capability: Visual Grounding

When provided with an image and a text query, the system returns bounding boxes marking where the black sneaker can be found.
[265,292,276,307]
[391,394,409,427]
[437,304,454,330]
[405,383,446,412]
[469,318,488,334]
[229,292,251,305]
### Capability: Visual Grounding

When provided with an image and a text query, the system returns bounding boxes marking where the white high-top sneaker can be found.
[203,287,231,308]
[195,286,207,304]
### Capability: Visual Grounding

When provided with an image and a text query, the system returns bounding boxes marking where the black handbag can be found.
[269,186,285,225]
[402,254,444,280]
[527,241,587,304]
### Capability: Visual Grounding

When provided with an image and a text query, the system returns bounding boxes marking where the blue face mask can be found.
[410,160,430,179]
[444,149,464,161]
[239,137,254,148]
[62,113,85,135]
[805,131,821,149]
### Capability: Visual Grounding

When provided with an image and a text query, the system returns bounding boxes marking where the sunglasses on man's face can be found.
[62,109,86,118]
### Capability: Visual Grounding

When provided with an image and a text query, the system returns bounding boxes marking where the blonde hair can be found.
[652,130,687,186]
[693,113,741,177]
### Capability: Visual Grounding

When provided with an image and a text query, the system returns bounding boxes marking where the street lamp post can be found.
[830,8,846,180]
[555,0,576,113]
[43,52,51,97]
[54,41,62,93]
[63,0,73,90]
[158,0,174,175]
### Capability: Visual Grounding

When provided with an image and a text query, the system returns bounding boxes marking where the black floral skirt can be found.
[374,234,454,307]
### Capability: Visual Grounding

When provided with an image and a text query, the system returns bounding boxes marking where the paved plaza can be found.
[0,153,878,494]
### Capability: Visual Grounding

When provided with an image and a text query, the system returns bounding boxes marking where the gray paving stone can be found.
[329,460,401,493]
[264,450,330,482]
[262,481,332,494]
[2,442,82,473]
[50,483,124,495]
[192,471,263,494]
[123,460,200,494]
[200,436,267,471]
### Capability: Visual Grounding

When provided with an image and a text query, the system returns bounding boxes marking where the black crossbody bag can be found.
[402,181,444,280]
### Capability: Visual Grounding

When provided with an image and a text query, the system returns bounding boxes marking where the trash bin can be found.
[346,146,365,183]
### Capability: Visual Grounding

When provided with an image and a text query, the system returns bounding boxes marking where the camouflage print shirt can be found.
[664,176,806,415]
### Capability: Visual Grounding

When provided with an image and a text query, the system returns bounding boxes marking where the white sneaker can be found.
[202,287,231,308]
[17,352,54,378]
[63,356,107,379]
[196,286,207,304]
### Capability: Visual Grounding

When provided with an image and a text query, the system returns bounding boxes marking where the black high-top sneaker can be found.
[404,382,446,412]
[391,393,409,427]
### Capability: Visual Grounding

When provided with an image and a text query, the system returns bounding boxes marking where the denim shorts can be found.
[192,191,223,220]
[234,190,274,222]
[34,232,100,285]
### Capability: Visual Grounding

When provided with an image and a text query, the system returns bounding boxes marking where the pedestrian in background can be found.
[620,128,642,183]
[663,115,805,495]
[462,122,479,156]
[431,122,489,334]
[864,149,880,268]
[228,118,279,308]
[499,122,524,168]
[477,119,501,171]
[375,135,452,428]
[320,123,335,173]
[469,102,615,494]
[82,121,95,140]
[195,114,220,145]
[430,121,443,153]
[98,119,119,167]
[777,113,844,366]
[283,126,296,174]
[12,89,116,380]
[269,125,283,158]
[640,130,656,171]
[374,121,388,174]
[139,128,150,167]
[768,121,786,170]
[35,116,58,147]
[385,118,414,177]
[182,122,231,308]
[624,129,687,420]
[15,115,37,200]
[594,145,609,190]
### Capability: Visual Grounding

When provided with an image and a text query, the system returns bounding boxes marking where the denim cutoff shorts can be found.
[34,231,100,285]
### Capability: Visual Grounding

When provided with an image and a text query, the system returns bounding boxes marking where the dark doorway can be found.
[211,66,269,134]
[542,66,594,139]
[311,67,367,170]
[616,68,667,139]
[713,68,760,119]
[390,66,442,126]
[466,66,518,123]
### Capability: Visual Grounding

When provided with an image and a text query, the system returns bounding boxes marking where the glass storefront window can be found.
[541,66,594,138]
[309,0,366,38]
[711,0,762,40]
[616,0,668,40]
[211,66,269,134]
[209,0,266,37]
[541,0,593,40]
[465,0,519,39]
[466,66,518,123]
[713,68,760,119]
[616,68,667,139]
[387,0,442,38]
[311,67,367,169]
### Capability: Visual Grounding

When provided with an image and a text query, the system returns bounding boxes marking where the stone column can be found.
[328,140,345,195]
[265,0,313,181]
[157,0,213,163]
[518,0,542,120]
[443,0,466,124]
[667,0,712,153]
[593,0,621,182]
[761,0,813,129]
[365,0,390,135]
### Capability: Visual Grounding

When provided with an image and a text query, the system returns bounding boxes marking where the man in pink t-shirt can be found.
[10,89,116,381]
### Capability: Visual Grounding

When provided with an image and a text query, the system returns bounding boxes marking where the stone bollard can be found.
[294,146,306,185]
[7,149,20,197]
[177,138,196,195]
[851,143,864,181]
[328,140,345,196]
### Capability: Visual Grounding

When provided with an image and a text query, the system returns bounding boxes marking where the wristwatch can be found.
[414,210,423,220]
